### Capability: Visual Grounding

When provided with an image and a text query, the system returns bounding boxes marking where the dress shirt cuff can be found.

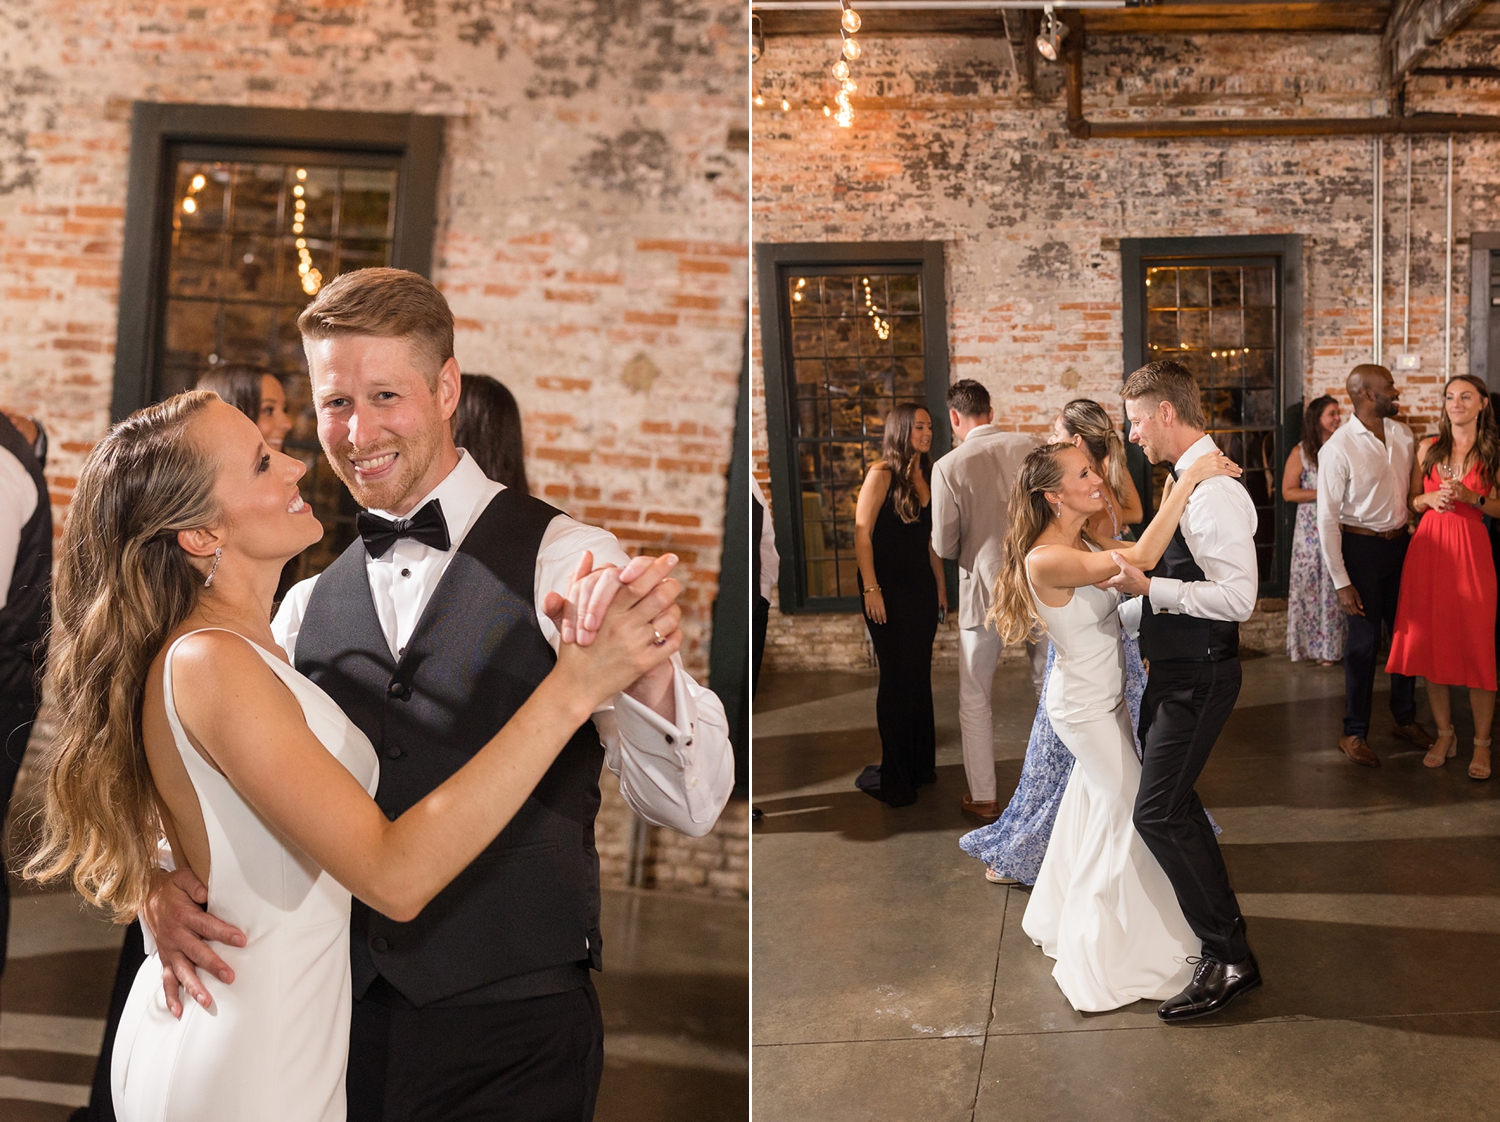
[1147,576,1184,615]
[607,667,731,835]
[1117,595,1143,640]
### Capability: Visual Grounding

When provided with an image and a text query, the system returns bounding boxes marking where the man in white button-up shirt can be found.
[146,269,733,1120]
[1315,364,1432,767]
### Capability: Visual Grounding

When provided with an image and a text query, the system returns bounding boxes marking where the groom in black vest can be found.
[147,268,734,1120]
[1105,360,1262,1021]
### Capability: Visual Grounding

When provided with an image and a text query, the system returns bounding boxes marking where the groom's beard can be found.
[327,430,441,513]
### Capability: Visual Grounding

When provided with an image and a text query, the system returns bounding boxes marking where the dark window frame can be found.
[1121,234,1305,599]
[1469,231,1500,385]
[755,240,950,615]
[112,101,443,421]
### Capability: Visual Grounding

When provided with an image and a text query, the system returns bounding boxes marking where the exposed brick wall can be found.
[753,28,1500,671]
[0,0,747,897]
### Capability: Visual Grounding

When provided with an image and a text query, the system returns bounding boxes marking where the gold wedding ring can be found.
[652,629,667,647]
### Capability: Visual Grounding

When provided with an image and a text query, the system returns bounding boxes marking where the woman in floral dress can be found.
[1284,395,1346,664]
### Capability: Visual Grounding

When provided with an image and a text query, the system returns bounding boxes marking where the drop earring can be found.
[204,546,222,588]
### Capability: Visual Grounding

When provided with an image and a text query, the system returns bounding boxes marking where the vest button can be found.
[387,680,403,698]
[372,937,389,953]
[386,745,403,760]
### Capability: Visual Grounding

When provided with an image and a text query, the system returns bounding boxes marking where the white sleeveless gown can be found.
[112,630,379,1122]
[1020,557,1201,1011]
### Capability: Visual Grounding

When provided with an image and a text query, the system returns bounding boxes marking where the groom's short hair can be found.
[1122,360,1206,429]
[298,267,455,388]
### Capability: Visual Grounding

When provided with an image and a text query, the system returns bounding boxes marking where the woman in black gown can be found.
[853,402,948,806]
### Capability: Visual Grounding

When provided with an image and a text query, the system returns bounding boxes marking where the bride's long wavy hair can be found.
[25,391,221,921]
[988,443,1086,645]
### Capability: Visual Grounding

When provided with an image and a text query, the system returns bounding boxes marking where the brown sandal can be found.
[1424,728,1457,769]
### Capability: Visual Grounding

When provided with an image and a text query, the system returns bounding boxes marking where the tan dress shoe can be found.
[1392,722,1435,750]
[962,796,1000,819]
[1339,735,1380,767]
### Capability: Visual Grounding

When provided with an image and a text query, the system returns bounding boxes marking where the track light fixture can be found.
[1036,4,1067,61]
[751,14,764,63]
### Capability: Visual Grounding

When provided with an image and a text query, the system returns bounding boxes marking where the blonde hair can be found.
[988,444,1084,645]
[25,391,221,920]
[1057,398,1130,499]
[298,267,455,387]
[1122,360,1206,429]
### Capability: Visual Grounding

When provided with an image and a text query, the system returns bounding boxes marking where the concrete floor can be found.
[0,877,746,1120]
[752,656,1500,1121]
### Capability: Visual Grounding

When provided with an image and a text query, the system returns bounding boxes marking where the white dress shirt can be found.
[752,477,779,602]
[1314,414,1415,590]
[1144,434,1259,623]
[0,446,38,610]
[273,451,733,838]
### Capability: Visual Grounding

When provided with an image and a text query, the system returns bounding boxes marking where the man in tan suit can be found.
[931,380,1039,818]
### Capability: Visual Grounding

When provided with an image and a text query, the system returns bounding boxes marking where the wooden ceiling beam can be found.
[1383,0,1488,80]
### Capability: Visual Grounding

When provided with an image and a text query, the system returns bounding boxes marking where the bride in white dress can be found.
[24,392,683,1121]
[988,440,1240,1012]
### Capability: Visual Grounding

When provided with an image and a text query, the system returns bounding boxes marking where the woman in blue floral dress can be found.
[960,400,1218,884]
[1283,395,1346,664]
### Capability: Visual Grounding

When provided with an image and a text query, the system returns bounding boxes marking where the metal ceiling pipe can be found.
[1063,48,1500,138]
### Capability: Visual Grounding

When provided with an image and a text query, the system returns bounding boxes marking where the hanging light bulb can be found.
[781,97,791,111]
[751,13,764,63]
[842,78,857,94]
[754,93,765,107]
[832,59,850,81]
[1036,5,1067,61]
[841,7,861,33]
[824,104,832,117]
[842,37,861,61]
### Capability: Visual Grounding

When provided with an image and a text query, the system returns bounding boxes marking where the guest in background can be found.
[0,409,49,970]
[930,379,1036,819]
[1388,374,1500,778]
[854,403,946,807]
[752,477,778,697]
[452,373,530,494]
[1316,364,1434,768]
[195,365,293,451]
[1284,395,1346,665]
[1051,398,1143,541]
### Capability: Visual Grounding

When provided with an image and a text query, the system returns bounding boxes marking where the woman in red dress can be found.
[1387,374,1500,778]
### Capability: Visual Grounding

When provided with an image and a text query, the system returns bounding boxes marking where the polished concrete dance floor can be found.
[0,873,746,1120]
[753,658,1500,1121]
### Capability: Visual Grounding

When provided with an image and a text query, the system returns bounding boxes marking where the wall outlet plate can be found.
[1395,353,1421,370]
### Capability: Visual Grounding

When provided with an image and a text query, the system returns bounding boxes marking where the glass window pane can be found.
[296,167,340,238]
[1178,308,1208,350]
[1244,307,1275,348]
[1146,267,1176,308]
[170,231,225,298]
[175,162,228,231]
[791,320,824,357]
[226,233,275,299]
[887,274,921,313]
[1146,309,1178,348]
[340,168,396,238]
[789,274,819,315]
[1210,308,1242,348]
[230,164,285,232]
[1178,268,1210,308]
[825,276,858,318]
[1210,267,1241,307]
[824,317,859,357]
[890,316,923,355]
[1243,267,1275,307]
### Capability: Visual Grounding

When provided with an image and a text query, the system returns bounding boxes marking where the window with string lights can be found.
[756,242,950,613]
[1121,235,1304,597]
[113,104,442,579]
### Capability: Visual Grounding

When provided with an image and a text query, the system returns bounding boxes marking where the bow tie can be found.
[357,499,451,559]
[1168,463,1180,481]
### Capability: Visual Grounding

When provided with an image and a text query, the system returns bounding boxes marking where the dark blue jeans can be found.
[1341,532,1417,737]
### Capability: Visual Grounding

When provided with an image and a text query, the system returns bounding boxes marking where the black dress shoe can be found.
[1157,953,1261,1022]
[855,765,916,807]
[916,771,938,786]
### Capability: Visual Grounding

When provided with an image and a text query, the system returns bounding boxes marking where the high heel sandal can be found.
[1424,727,1457,768]
[1470,738,1492,781]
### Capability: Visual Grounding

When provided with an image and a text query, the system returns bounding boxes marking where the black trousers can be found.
[347,979,605,1122]
[0,691,36,973]
[753,594,769,697]
[1135,658,1250,966]
[865,602,938,805]
[1341,533,1417,737]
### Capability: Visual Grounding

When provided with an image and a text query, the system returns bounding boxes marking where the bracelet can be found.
[862,585,881,595]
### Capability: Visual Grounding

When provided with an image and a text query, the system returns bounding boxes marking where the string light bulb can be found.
[842,37,861,61]
[862,277,890,340]
[781,97,791,111]
[754,93,765,107]
[841,7,861,32]
[832,59,849,81]
[834,0,863,127]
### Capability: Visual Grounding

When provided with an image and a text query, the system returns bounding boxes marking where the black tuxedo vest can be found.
[295,488,606,1007]
[0,414,49,701]
[1138,526,1240,663]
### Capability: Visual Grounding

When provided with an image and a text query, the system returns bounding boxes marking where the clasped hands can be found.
[145,550,685,1018]
[1421,478,1488,514]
